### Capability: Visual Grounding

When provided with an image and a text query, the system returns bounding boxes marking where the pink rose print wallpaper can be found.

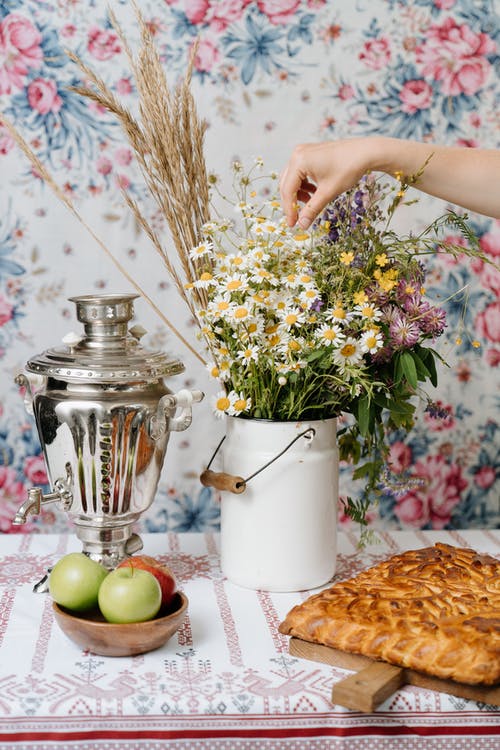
[0,0,498,535]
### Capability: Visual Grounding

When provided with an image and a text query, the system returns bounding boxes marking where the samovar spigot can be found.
[13,464,73,525]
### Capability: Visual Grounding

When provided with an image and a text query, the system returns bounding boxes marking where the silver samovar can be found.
[13,293,203,568]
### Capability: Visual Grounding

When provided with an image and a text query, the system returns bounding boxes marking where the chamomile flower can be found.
[206,362,222,380]
[315,322,345,346]
[232,392,252,415]
[208,293,234,319]
[218,273,247,294]
[229,303,253,323]
[328,305,352,324]
[332,338,364,371]
[298,287,320,308]
[291,231,311,248]
[237,345,260,364]
[194,271,216,289]
[229,254,247,269]
[298,273,314,289]
[217,360,232,380]
[277,306,306,329]
[280,359,307,374]
[189,241,213,261]
[250,267,275,284]
[234,200,253,214]
[247,246,270,264]
[354,302,382,322]
[212,390,232,418]
[360,328,384,354]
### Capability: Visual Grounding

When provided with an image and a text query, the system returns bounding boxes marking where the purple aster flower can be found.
[425,399,451,419]
[389,313,421,348]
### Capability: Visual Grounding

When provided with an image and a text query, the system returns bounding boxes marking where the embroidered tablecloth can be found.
[0,529,498,750]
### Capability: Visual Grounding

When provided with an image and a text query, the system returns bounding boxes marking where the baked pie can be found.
[279,543,500,685]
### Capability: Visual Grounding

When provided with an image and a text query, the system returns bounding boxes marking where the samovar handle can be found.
[15,373,35,415]
[149,388,204,439]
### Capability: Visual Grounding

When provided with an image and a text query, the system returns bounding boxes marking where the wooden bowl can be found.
[52,591,188,657]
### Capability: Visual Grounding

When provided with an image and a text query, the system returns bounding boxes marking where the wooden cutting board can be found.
[289,637,500,712]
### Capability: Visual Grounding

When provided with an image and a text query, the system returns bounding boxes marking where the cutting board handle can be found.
[331,662,405,712]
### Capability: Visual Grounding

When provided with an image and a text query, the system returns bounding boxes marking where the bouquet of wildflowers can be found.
[3,9,482,531]
[187,160,479,527]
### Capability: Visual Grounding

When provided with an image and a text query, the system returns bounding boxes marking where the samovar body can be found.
[14,293,203,567]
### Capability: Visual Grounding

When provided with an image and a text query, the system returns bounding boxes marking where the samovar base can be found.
[73,520,144,569]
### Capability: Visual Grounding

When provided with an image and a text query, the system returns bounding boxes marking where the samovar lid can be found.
[25,293,185,382]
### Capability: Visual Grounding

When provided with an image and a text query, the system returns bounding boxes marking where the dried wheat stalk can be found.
[0,112,205,365]
[69,3,212,313]
[2,3,214,365]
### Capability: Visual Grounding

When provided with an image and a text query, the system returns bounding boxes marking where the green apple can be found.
[97,567,162,624]
[49,552,108,612]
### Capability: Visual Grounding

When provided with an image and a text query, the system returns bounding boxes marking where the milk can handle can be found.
[199,427,316,494]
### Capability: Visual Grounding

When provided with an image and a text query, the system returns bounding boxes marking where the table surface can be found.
[0,528,499,750]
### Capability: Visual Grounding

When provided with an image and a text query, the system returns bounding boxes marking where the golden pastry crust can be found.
[279,543,500,685]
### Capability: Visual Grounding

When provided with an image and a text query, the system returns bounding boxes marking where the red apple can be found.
[117,555,177,608]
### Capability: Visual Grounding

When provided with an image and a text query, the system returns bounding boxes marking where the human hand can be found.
[279,139,375,228]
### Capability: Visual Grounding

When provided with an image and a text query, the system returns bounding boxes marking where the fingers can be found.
[297,188,334,230]
[279,164,301,226]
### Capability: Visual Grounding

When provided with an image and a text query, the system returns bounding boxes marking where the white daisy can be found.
[230,391,252,415]
[315,323,345,346]
[194,271,216,289]
[229,303,253,324]
[332,337,364,371]
[354,303,383,322]
[212,390,233,419]
[360,329,384,354]
[298,287,320,308]
[205,362,221,380]
[208,293,234,319]
[237,345,260,364]
[189,241,214,261]
[218,273,248,294]
[277,306,306,330]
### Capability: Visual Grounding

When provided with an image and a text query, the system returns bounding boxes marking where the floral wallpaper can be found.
[0,0,498,536]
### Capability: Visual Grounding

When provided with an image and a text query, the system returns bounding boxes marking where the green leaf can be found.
[305,349,325,363]
[386,398,414,415]
[399,351,418,389]
[356,396,372,437]
[411,350,431,381]
[419,347,438,387]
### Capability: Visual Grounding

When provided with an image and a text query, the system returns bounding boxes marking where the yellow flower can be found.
[375,253,388,267]
[353,291,368,305]
[340,251,354,265]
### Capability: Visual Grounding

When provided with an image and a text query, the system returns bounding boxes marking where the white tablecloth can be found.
[0,529,499,749]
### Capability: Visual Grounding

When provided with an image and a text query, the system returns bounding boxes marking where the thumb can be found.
[297,188,335,229]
